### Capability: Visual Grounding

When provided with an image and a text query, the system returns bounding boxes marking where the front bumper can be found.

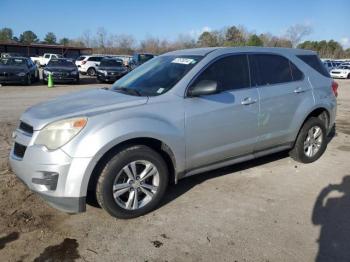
[43,74,79,83]
[97,72,126,82]
[0,75,26,84]
[9,129,92,213]
[330,73,348,79]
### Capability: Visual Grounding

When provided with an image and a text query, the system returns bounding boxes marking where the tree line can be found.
[0,25,349,58]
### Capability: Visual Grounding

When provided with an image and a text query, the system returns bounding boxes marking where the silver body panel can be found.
[9,47,337,213]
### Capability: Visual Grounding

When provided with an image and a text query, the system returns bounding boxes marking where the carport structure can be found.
[0,41,92,59]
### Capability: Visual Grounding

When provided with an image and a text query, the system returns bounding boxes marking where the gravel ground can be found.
[0,78,349,262]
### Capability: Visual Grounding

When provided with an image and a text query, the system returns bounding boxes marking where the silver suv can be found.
[10,47,337,219]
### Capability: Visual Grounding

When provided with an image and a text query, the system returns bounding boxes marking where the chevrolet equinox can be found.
[10,47,337,219]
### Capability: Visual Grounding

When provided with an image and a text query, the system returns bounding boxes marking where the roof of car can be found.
[165,47,316,57]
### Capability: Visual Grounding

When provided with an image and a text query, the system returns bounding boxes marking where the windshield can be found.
[112,55,202,96]
[48,59,75,67]
[0,58,26,66]
[100,59,124,67]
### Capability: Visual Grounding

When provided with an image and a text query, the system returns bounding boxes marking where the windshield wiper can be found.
[114,87,142,96]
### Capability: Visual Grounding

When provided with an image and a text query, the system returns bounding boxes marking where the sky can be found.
[0,0,349,48]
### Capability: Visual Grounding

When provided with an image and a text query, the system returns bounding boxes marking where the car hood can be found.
[0,65,26,73]
[45,66,76,72]
[21,88,148,130]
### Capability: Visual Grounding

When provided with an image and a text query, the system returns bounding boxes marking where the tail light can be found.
[332,80,338,97]
[81,61,87,65]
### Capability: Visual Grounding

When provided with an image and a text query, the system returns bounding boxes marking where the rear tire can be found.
[96,145,169,219]
[87,68,96,76]
[289,117,327,163]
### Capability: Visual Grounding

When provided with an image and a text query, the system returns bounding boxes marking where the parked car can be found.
[0,57,39,85]
[129,53,155,70]
[77,55,105,76]
[10,47,337,219]
[43,58,79,84]
[31,53,63,67]
[330,65,350,79]
[322,60,336,72]
[75,55,87,67]
[96,57,129,83]
[1,52,23,58]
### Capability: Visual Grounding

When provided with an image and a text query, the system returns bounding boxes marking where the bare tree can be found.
[285,24,312,47]
[96,27,107,49]
[81,30,92,47]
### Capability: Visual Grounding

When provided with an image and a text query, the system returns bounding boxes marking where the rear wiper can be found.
[114,87,142,96]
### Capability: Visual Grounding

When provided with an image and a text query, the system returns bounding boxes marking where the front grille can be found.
[1,72,14,77]
[14,142,27,158]
[19,121,33,134]
[53,72,69,77]
[331,71,340,74]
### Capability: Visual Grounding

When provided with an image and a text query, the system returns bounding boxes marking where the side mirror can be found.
[188,80,218,97]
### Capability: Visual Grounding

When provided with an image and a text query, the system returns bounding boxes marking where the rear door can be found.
[185,54,259,170]
[249,54,312,151]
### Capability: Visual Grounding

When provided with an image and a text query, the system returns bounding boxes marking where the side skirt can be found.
[178,143,292,181]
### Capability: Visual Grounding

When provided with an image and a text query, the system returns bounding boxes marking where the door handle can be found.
[241,97,257,105]
[294,87,306,94]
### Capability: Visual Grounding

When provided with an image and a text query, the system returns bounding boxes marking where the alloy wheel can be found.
[112,160,159,210]
[303,126,323,158]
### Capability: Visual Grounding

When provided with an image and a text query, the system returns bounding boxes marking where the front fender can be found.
[61,115,185,196]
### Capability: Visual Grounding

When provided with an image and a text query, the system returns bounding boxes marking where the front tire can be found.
[24,74,31,86]
[96,145,169,219]
[289,117,327,163]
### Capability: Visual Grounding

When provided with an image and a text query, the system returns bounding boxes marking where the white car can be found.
[76,55,105,76]
[31,53,63,67]
[330,65,350,79]
[322,60,336,72]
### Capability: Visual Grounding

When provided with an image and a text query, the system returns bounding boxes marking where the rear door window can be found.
[297,55,330,77]
[249,54,293,86]
[191,54,250,92]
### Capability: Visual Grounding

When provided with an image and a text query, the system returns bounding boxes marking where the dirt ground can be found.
[0,78,349,262]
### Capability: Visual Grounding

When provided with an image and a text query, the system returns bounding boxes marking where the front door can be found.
[185,54,259,170]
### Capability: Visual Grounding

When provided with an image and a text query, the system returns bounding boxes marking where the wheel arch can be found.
[293,107,331,144]
[86,137,177,200]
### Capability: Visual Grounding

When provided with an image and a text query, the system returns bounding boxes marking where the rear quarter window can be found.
[297,55,330,77]
[88,57,103,62]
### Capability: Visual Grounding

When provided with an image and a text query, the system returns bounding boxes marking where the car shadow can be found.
[160,150,289,208]
[312,175,350,262]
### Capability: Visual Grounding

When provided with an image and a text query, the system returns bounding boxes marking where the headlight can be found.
[98,70,107,76]
[17,72,26,77]
[43,70,51,75]
[35,117,87,150]
[71,70,78,75]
